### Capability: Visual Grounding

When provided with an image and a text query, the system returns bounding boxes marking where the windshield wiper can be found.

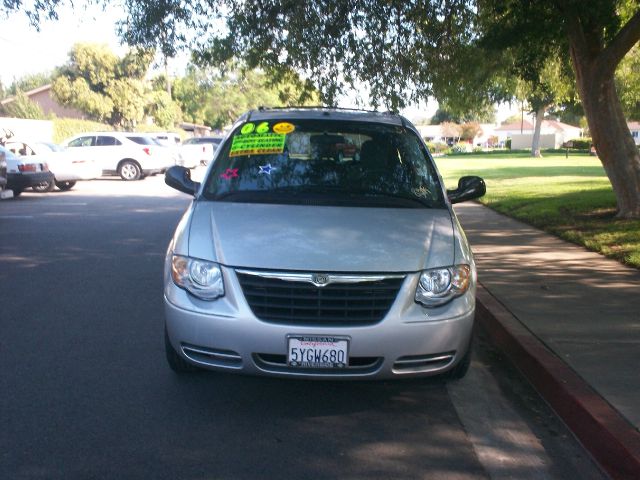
[209,186,436,208]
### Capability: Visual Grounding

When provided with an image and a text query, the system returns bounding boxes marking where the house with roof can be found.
[0,84,85,120]
[495,119,583,149]
[416,123,500,147]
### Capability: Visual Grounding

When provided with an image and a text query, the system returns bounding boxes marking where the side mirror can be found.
[165,166,200,195]
[447,176,486,204]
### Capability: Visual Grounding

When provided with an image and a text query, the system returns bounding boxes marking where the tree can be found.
[460,122,482,142]
[52,43,155,128]
[192,0,638,217]
[146,90,182,128]
[430,106,496,125]
[567,3,640,218]
[171,63,319,129]
[5,1,640,217]
[3,72,55,98]
[430,109,456,125]
[521,59,575,157]
[616,43,640,120]
[478,0,640,217]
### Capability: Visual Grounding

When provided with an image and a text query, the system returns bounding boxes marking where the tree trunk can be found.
[573,62,640,218]
[531,105,545,158]
[164,55,172,97]
[565,10,640,219]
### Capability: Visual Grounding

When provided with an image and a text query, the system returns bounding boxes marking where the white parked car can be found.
[61,132,174,180]
[148,132,182,166]
[149,132,181,147]
[178,136,224,168]
[5,139,101,191]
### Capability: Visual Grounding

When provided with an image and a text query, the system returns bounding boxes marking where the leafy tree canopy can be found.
[52,43,154,128]
[172,62,319,130]
[4,0,640,216]
[430,106,496,125]
[2,72,55,99]
[616,43,640,120]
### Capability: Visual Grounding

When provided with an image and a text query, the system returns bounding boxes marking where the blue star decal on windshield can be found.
[259,164,276,175]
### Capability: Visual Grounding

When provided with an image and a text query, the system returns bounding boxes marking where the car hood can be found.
[187,202,454,272]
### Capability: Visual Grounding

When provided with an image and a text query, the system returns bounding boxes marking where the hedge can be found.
[566,137,592,149]
[52,118,112,143]
[425,141,451,154]
[52,118,188,143]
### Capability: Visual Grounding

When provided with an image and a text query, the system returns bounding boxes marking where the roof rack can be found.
[255,105,397,116]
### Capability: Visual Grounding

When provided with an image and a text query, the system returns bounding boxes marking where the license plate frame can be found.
[286,335,349,369]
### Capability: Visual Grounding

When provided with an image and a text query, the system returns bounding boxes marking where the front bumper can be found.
[164,268,475,380]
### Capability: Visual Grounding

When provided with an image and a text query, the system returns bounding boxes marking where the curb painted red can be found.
[475,284,640,480]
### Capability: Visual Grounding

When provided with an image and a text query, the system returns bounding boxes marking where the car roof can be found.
[235,107,409,127]
[5,139,57,146]
[68,131,153,137]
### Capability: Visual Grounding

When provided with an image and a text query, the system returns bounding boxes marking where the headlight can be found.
[171,254,224,300]
[415,265,471,307]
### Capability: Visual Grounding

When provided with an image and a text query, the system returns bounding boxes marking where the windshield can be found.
[202,119,445,208]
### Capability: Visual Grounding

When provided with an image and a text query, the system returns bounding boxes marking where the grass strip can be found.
[436,152,640,269]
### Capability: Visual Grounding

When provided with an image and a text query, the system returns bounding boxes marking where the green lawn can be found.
[435,151,640,269]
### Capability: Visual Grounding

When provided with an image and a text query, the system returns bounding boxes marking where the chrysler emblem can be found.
[311,273,330,287]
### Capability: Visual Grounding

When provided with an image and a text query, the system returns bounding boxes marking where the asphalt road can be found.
[0,175,605,479]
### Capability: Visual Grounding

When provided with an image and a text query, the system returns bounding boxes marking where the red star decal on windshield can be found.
[220,168,239,180]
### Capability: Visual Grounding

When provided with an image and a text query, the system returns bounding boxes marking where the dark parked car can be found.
[0,148,7,191]
[1,145,54,196]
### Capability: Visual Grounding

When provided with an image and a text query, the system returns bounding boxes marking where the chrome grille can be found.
[236,270,405,326]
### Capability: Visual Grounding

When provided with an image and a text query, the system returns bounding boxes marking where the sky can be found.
[0,3,127,85]
[0,2,517,123]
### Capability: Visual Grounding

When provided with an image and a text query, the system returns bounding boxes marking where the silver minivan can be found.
[163,108,485,380]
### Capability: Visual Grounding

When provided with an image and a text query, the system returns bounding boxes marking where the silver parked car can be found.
[163,108,485,380]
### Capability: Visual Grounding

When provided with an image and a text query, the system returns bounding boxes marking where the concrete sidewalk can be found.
[454,202,640,479]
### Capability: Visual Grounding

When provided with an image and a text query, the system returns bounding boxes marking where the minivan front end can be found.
[163,109,484,380]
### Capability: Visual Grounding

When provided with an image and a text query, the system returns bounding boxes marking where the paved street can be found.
[0,175,605,479]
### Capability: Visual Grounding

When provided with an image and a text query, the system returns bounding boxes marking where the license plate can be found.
[287,336,349,368]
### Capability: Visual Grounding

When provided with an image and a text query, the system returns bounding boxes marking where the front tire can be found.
[55,180,76,191]
[118,161,142,181]
[165,327,200,373]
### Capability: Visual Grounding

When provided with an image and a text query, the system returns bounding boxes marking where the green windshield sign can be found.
[229,132,286,157]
